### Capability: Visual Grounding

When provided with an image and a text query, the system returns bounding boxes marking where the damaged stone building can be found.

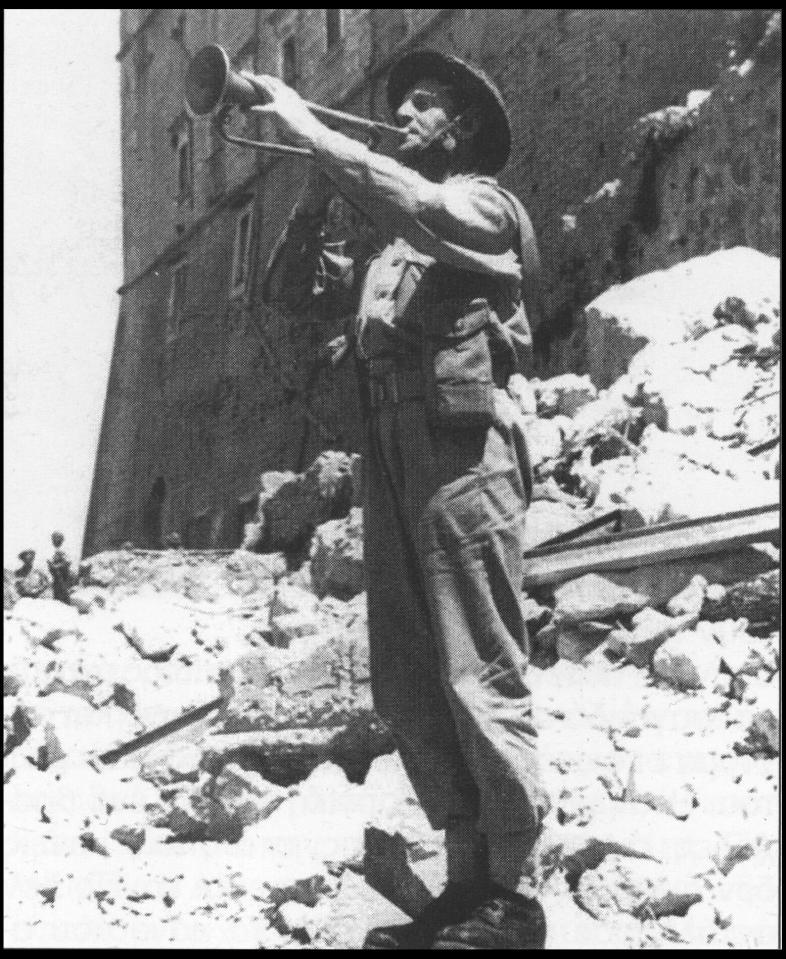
[84,9,780,553]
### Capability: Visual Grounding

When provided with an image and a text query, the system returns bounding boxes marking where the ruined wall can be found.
[548,12,781,375]
[85,8,769,554]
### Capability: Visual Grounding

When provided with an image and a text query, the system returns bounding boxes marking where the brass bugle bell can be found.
[185,44,405,156]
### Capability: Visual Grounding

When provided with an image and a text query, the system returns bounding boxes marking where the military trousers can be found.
[363,392,550,891]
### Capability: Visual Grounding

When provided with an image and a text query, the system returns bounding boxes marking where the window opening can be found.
[326,9,343,49]
[281,35,298,87]
[230,201,255,297]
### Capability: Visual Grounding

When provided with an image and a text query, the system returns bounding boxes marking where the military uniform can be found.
[263,49,550,918]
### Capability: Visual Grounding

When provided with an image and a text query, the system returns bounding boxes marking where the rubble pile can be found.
[4,248,779,948]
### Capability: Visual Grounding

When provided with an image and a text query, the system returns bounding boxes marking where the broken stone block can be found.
[705,584,726,603]
[729,673,772,705]
[608,610,699,668]
[218,630,390,782]
[555,628,608,664]
[652,628,722,690]
[12,598,83,649]
[736,683,779,756]
[114,597,195,661]
[212,762,289,826]
[535,374,598,418]
[522,417,565,469]
[109,820,147,854]
[576,854,703,920]
[506,373,538,416]
[269,583,319,622]
[139,742,203,786]
[624,751,697,820]
[21,695,143,770]
[605,549,775,610]
[261,451,356,551]
[702,571,780,636]
[712,619,777,676]
[154,776,243,843]
[666,575,708,617]
[556,779,610,826]
[553,574,650,625]
[269,611,321,649]
[69,588,106,615]
[272,900,329,943]
[584,248,780,389]
[310,507,365,599]
[711,846,779,949]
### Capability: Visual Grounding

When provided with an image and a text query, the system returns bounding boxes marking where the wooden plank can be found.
[522,503,780,590]
[99,697,223,765]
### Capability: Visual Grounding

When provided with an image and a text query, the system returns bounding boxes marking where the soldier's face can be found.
[395,79,459,161]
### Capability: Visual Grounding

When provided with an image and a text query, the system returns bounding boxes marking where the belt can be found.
[366,366,424,408]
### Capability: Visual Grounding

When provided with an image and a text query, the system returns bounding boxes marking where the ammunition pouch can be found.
[422,298,496,429]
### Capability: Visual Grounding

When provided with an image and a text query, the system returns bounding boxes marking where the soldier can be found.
[15,549,50,599]
[48,531,73,605]
[259,49,550,950]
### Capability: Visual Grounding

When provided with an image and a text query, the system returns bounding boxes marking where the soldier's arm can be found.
[313,133,518,263]
[247,74,517,273]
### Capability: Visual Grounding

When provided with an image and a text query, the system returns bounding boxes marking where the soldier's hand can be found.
[241,72,324,148]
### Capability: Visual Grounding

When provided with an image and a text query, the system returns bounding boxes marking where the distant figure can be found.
[15,549,50,599]
[164,531,183,550]
[120,541,135,551]
[47,531,73,605]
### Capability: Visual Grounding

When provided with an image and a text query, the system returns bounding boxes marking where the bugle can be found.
[185,44,405,157]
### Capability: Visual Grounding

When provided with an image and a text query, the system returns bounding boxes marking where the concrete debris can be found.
[4,247,780,947]
[666,575,708,617]
[114,597,195,662]
[257,450,357,551]
[553,574,650,624]
[139,742,203,786]
[584,248,779,388]
[519,416,566,469]
[711,846,779,949]
[652,627,722,690]
[555,627,609,664]
[534,373,598,419]
[703,570,780,635]
[69,587,107,615]
[212,762,289,826]
[269,611,322,649]
[506,372,538,416]
[607,609,699,668]
[309,507,365,599]
[711,618,777,676]
[624,750,697,820]
[576,854,704,920]
[13,598,83,649]
[736,682,779,756]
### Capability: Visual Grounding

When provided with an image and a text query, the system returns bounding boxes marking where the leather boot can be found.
[430,885,547,950]
[363,882,486,950]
